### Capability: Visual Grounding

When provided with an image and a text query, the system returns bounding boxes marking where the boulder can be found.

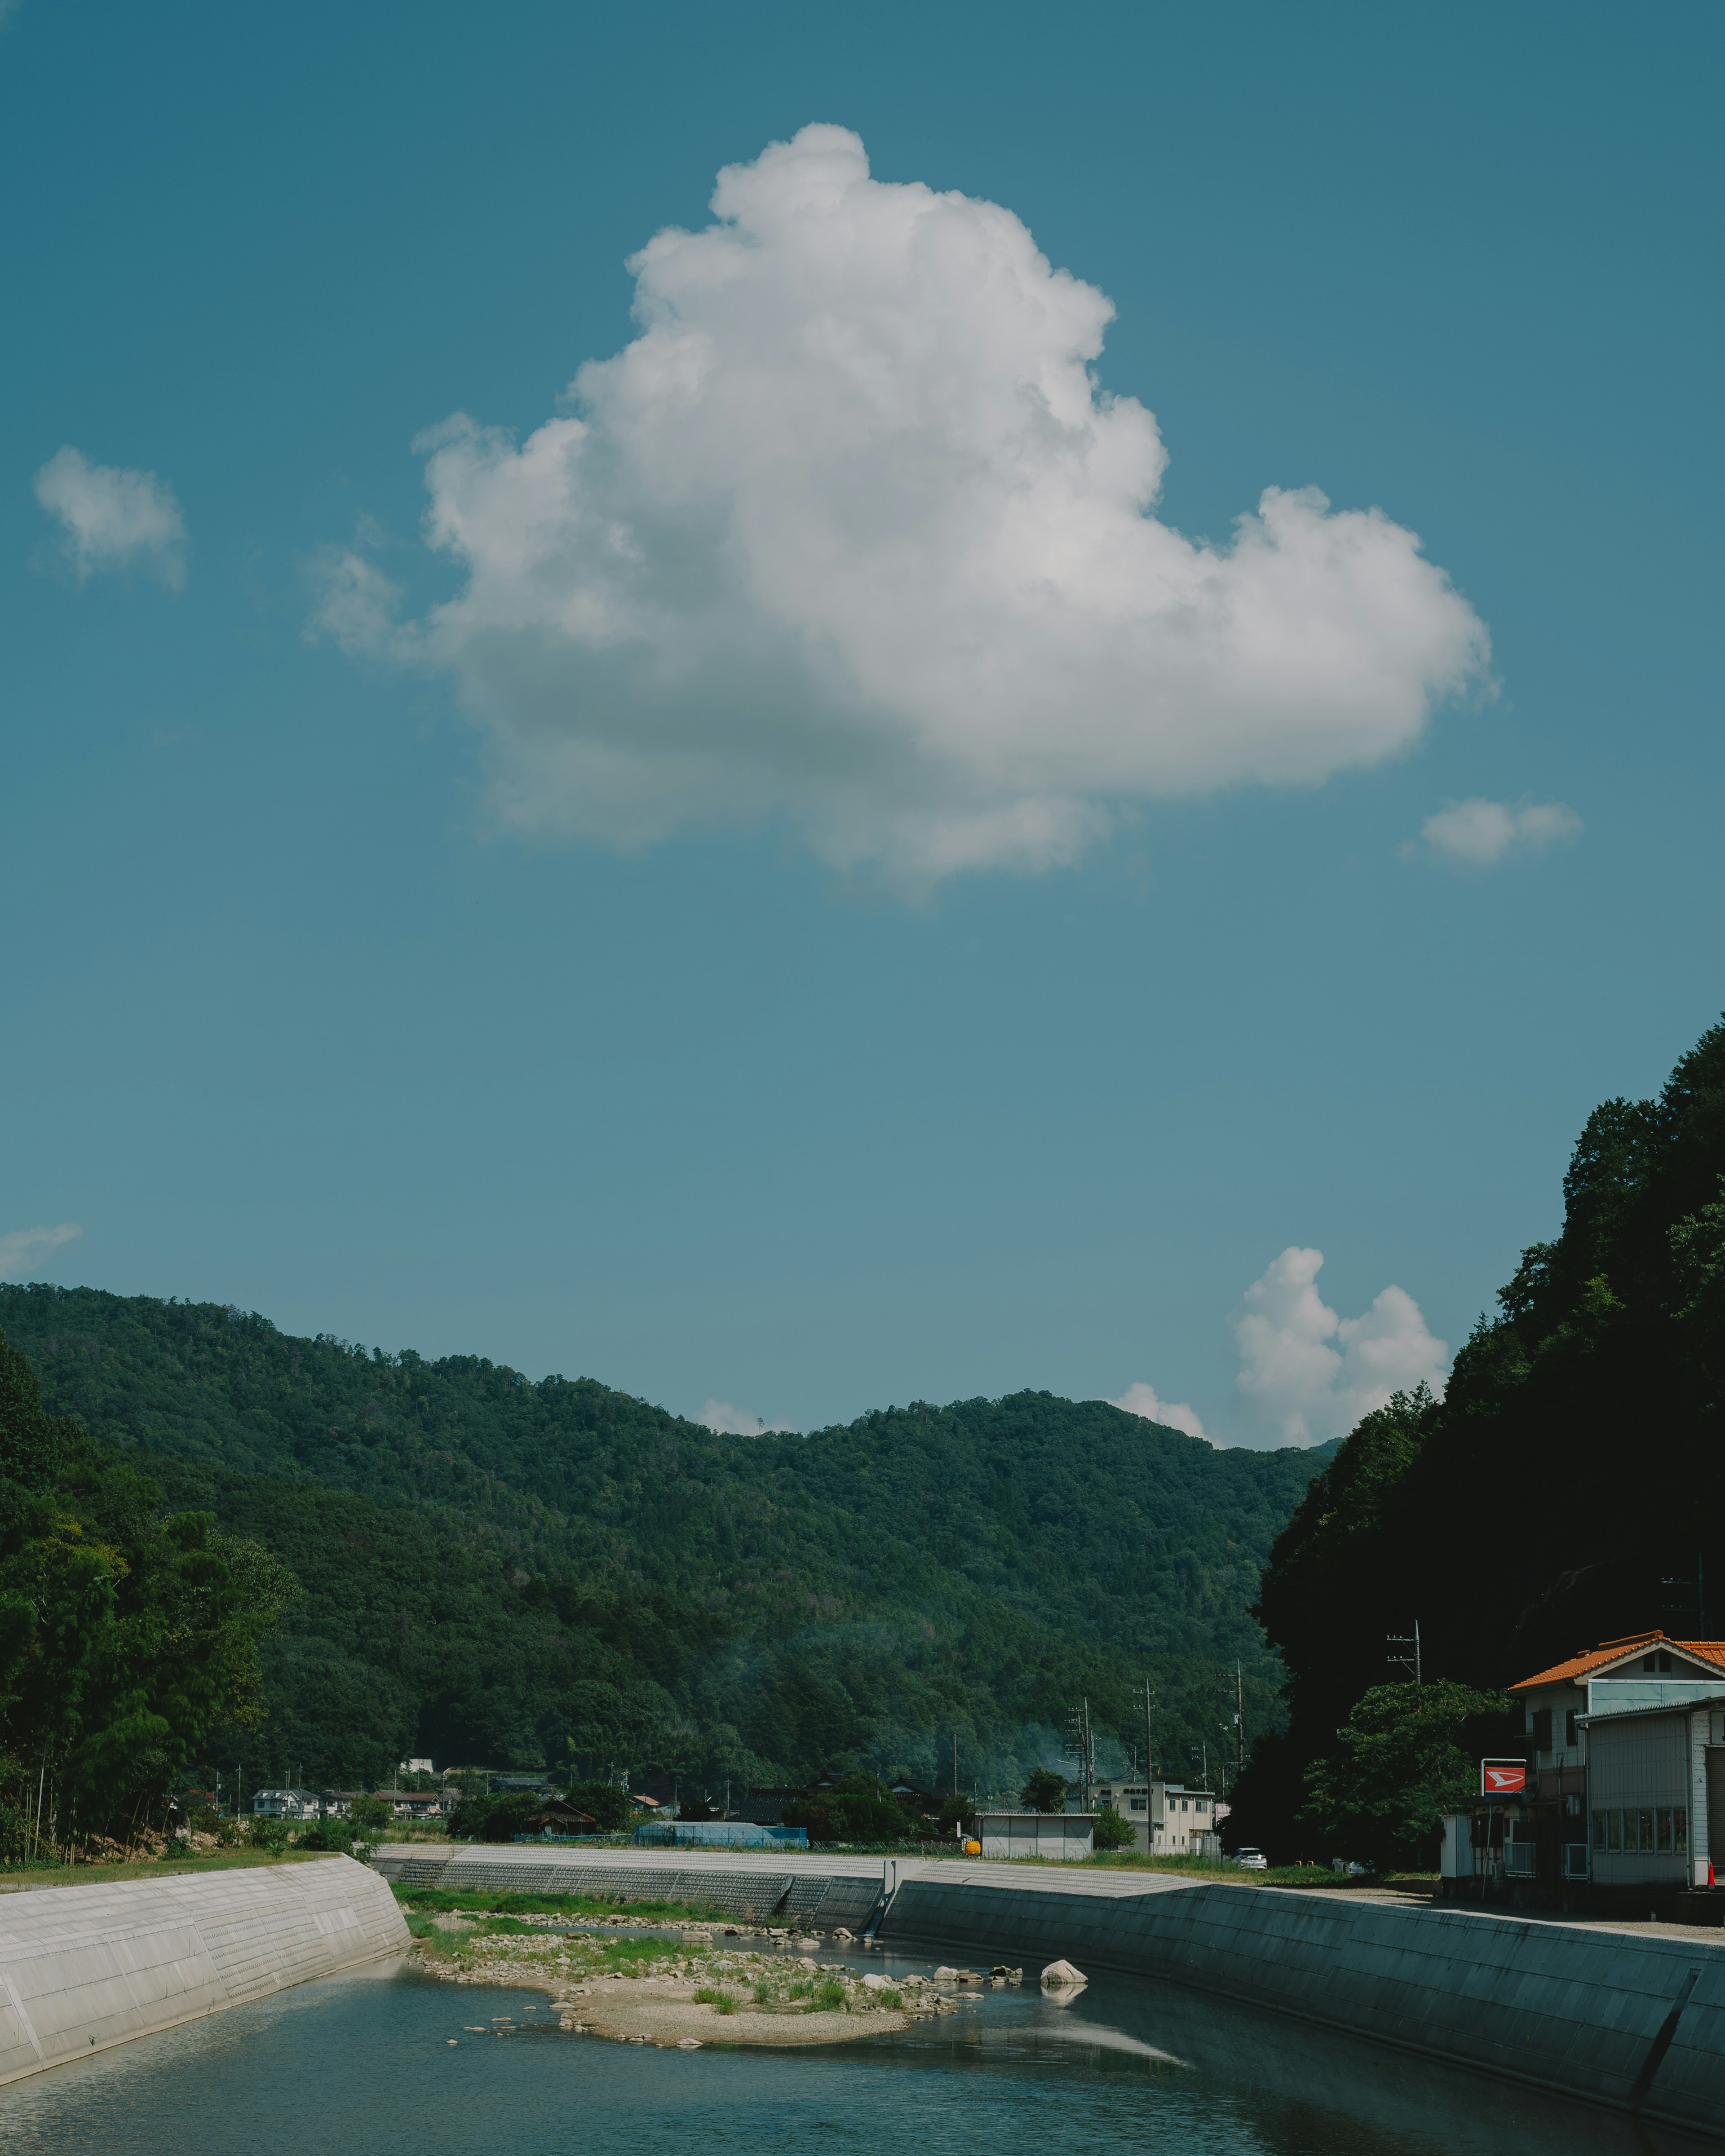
[1040,1960,1088,1990]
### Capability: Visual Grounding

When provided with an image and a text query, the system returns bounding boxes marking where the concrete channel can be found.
[0,1855,407,2087]
[375,1843,1725,2136]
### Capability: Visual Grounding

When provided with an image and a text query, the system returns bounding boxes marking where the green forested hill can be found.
[0,1285,1327,1798]
[1236,1014,1725,1853]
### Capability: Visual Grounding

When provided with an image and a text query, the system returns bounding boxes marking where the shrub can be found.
[292,1818,353,1853]
[1091,1806,1138,1851]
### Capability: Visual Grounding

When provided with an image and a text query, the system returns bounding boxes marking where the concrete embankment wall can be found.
[372,1846,886,1931]
[883,1875,1725,2139]
[0,1856,407,2087]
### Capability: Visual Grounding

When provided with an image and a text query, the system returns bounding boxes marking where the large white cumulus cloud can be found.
[320,125,1488,882]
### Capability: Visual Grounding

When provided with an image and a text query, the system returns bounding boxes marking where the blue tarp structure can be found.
[634,1822,808,1849]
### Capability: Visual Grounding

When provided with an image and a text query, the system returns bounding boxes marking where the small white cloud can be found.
[1232,1246,1447,1446]
[33,448,186,587]
[0,1222,81,1283]
[699,1398,794,1436]
[323,124,1489,888]
[305,543,407,657]
[1414,796,1582,869]
[1107,1382,1208,1440]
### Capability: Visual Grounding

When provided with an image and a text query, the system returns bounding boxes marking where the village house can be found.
[1089,1776,1219,1856]
[1442,1630,1725,1894]
[370,1788,450,1821]
[249,1787,325,1822]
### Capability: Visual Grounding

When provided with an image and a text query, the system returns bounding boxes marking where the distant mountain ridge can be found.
[0,1284,1328,1798]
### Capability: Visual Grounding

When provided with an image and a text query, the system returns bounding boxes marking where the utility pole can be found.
[1133,1678,1156,1785]
[1387,1621,1422,1684]
[1064,1700,1094,1810]
[1661,1555,1709,1637]
[1235,1661,1245,1779]
[952,1730,959,1801]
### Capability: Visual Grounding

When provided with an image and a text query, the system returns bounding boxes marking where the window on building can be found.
[1637,1809,1655,1853]
[1592,1811,1607,1850]
[1531,1708,1552,1752]
[1130,1798,1146,1811]
[1676,1809,1688,1853]
[1565,1710,1579,1747]
[1657,1810,1673,1854]
[1607,1809,1623,1851]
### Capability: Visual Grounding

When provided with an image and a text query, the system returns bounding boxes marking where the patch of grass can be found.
[787,1978,813,1998]
[879,1988,903,2009]
[1073,1852,1438,1890]
[393,1886,724,1922]
[597,1936,677,1969]
[752,1980,775,2004]
[0,1850,339,1893]
[811,1980,847,2012]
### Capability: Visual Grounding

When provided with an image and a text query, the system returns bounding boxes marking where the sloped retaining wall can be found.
[370,1847,885,1931]
[881,1876,1725,2139]
[0,1856,407,2086]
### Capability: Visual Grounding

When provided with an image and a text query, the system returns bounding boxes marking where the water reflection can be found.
[0,1940,1710,2156]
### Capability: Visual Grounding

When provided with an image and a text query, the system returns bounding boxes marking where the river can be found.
[0,1936,1711,2154]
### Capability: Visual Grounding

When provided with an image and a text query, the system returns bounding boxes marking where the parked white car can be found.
[1233,1847,1268,1870]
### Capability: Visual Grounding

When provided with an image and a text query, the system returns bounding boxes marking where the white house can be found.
[1089,1778,1219,1856]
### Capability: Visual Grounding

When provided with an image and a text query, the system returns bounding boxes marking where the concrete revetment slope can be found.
[376,1847,1725,2134]
[0,1856,407,2085]
[883,1873,1725,2138]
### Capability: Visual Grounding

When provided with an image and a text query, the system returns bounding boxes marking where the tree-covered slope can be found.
[1,1285,1327,1796]
[1237,1015,1725,1852]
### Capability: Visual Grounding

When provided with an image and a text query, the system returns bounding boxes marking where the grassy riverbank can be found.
[392,1884,731,1923]
[1073,1852,1438,1891]
[0,1848,342,1892]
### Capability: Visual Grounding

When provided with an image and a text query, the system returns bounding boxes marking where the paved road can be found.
[392,1844,1207,1899]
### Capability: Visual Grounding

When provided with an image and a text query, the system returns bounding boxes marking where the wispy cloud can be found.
[0,1222,81,1283]
[33,447,186,587]
[1413,796,1582,870]
[699,1398,795,1436]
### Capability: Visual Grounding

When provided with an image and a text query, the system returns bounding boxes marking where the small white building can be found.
[976,1812,1095,1860]
[1089,1778,1219,1856]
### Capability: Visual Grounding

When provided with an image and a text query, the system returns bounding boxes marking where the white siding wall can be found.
[1587,1713,1690,1885]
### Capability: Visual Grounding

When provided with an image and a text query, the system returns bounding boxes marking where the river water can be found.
[0,1937,1711,2156]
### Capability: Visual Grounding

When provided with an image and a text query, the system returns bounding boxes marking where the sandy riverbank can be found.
[405,1921,998,2048]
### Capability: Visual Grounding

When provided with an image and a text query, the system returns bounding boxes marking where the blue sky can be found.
[4,0,1720,1443]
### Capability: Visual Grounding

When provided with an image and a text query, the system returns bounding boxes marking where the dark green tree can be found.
[0,1328,291,1851]
[1091,1804,1138,1851]
[1020,1767,1068,1813]
[1300,1680,1510,1869]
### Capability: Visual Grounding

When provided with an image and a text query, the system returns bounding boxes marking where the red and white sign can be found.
[1481,1760,1527,1794]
